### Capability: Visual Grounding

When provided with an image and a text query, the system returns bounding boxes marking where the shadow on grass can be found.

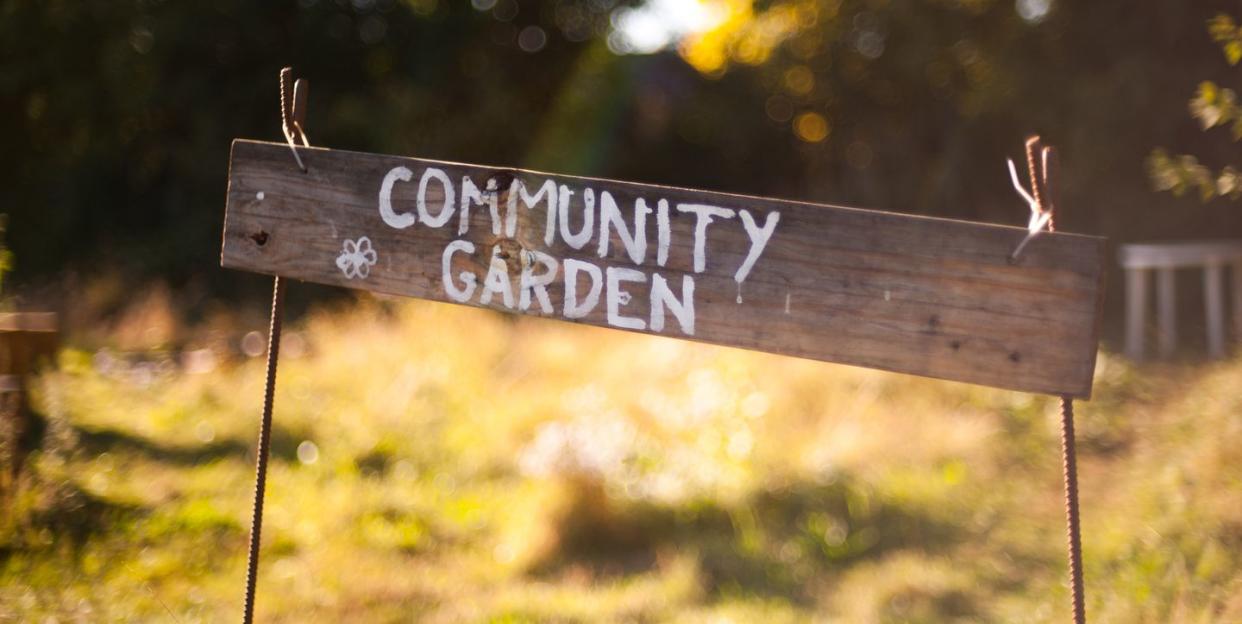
[530,475,968,606]
[3,412,251,566]
[72,422,304,464]
[0,470,143,562]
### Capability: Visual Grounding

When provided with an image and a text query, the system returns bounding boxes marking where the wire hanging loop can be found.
[1008,135,1057,262]
[280,67,310,172]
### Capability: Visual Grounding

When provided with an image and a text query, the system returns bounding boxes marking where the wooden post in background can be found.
[1125,267,1148,360]
[1156,267,1176,358]
[1233,260,1242,349]
[1204,263,1226,358]
[0,313,58,495]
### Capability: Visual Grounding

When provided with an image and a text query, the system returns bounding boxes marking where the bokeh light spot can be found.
[794,112,829,143]
[783,65,815,96]
[493,0,518,22]
[297,441,320,465]
[1016,0,1053,24]
[518,25,547,52]
[241,331,265,358]
[195,421,215,443]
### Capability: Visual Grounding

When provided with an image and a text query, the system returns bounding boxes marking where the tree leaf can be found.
[1227,41,1242,65]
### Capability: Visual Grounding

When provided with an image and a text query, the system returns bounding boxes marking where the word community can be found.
[376,165,782,337]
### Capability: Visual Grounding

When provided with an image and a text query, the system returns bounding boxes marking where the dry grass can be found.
[2,296,1240,622]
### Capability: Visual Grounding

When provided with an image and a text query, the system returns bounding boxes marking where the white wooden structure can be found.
[1118,241,1242,359]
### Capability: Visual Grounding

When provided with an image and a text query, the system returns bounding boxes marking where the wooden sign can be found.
[222,140,1106,397]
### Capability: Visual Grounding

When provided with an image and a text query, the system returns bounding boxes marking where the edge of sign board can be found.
[222,139,1108,399]
[1084,241,1109,400]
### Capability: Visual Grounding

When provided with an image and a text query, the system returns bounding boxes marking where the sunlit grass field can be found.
[3,298,1241,622]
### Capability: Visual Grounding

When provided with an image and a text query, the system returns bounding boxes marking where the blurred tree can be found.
[2,0,1240,317]
[0,0,623,293]
[631,0,1242,231]
[0,215,13,299]
[1148,14,1242,201]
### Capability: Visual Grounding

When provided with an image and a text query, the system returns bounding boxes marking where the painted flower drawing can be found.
[336,236,378,279]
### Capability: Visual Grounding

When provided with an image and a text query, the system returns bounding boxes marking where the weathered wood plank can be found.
[221,140,1106,397]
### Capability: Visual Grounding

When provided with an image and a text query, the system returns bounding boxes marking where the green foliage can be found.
[1208,14,1242,66]
[0,0,621,285]
[0,215,13,298]
[1189,80,1242,136]
[1149,13,1242,203]
[1147,149,1242,201]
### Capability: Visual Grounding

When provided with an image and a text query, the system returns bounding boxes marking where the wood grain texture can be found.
[222,140,1106,397]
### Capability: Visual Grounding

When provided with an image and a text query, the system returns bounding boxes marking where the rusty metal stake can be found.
[241,276,284,624]
[1024,136,1086,623]
[1059,395,1087,624]
[241,67,307,624]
